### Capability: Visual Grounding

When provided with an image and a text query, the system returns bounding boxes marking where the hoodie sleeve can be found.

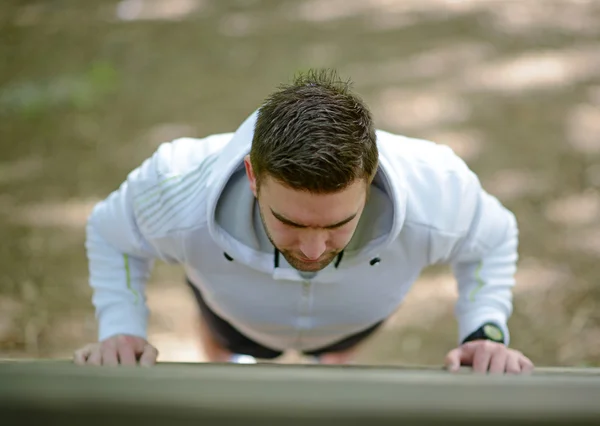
[444,165,519,347]
[86,179,157,342]
[86,138,212,342]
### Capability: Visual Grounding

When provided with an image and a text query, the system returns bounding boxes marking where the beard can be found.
[258,207,341,272]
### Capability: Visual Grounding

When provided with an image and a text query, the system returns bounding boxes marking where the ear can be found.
[243,155,258,197]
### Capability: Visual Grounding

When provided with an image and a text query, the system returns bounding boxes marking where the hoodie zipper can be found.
[296,280,312,347]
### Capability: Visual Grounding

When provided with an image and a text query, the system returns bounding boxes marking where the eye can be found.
[279,219,304,229]
[325,221,352,230]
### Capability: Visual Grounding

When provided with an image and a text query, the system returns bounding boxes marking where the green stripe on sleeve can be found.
[123,254,139,305]
[468,261,485,302]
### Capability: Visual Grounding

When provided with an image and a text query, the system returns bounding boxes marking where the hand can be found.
[444,340,534,374]
[73,334,159,366]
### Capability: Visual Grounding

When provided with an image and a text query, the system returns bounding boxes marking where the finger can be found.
[87,347,103,366]
[472,344,493,373]
[488,350,508,375]
[101,344,119,367]
[117,341,137,366]
[139,344,158,367]
[73,345,92,365]
[519,356,535,374]
[506,353,521,374]
[444,348,462,372]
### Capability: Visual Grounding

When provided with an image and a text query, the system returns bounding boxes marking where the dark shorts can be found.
[186,278,383,359]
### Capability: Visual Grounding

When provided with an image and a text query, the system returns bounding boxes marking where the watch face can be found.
[483,324,504,341]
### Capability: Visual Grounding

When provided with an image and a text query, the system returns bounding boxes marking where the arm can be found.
[86,155,163,342]
[419,145,518,345]
[86,138,201,342]
[448,181,518,346]
[440,161,533,373]
[76,136,227,366]
[87,186,156,342]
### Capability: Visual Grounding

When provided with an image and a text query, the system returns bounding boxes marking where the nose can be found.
[298,230,328,261]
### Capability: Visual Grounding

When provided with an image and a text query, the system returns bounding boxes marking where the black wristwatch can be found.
[462,322,505,344]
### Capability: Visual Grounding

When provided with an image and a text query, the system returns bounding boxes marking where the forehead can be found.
[259,177,367,226]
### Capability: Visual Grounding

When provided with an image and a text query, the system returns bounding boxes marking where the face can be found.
[244,156,367,272]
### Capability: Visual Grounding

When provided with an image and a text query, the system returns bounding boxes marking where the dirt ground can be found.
[1,0,600,367]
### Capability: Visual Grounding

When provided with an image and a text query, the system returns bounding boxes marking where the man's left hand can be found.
[444,340,534,374]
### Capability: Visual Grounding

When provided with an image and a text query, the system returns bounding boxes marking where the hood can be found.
[205,110,408,276]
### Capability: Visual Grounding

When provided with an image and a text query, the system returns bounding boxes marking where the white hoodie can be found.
[86,111,518,352]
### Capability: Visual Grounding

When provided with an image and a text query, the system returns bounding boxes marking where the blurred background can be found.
[1,0,599,367]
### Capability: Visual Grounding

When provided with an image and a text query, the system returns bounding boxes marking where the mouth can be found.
[296,253,336,264]
[296,256,321,264]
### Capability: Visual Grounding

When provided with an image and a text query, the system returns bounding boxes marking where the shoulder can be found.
[150,133,233,176]
[376,130,472,176]
[377,130,481,235]
[128,133,234,237]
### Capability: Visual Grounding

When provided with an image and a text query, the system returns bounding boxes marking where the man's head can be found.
[244,69,378,272]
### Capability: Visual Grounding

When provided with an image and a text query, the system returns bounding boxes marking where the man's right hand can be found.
[73,334,159,366]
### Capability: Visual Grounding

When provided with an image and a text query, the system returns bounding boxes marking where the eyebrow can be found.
[270,208,357,229]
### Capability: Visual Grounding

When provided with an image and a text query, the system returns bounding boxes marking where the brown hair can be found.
[250,68,378,193]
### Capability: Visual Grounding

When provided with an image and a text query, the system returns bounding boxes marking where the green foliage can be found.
[0,61,119,118]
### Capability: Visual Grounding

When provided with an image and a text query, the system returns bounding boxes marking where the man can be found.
[74,69,533,374]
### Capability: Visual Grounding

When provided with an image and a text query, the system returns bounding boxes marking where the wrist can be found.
[462,322,505,344]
